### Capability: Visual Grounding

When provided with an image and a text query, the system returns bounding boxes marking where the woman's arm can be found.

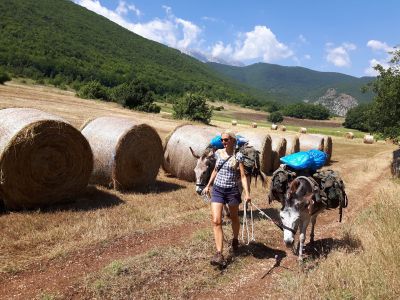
[239,163,251,202]
[204,168,217,195]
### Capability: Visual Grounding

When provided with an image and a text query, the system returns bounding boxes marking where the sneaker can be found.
[210,251,226,267]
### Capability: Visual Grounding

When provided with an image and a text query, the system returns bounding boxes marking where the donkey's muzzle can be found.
[196,187,204,195]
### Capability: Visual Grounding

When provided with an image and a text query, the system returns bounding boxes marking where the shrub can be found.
[78,80,109,100]
[173,93,213,124]
[268,111,284,123]
[110,80,160,113]
[0,70,11,84]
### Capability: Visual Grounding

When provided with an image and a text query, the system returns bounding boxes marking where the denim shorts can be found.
[211,185,241,206]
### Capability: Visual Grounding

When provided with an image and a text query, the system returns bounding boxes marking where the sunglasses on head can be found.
[220,138,231,142]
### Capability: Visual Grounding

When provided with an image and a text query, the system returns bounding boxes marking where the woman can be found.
[204,130,251,267]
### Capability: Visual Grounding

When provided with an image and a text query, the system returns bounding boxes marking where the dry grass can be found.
[278,180,400,299]
[0,172,208,274]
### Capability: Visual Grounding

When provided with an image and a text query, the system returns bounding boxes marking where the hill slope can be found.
[0,0,272,105]
[207,62,375,104]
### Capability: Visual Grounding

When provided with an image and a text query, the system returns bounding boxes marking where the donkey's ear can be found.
[189,147,200,159]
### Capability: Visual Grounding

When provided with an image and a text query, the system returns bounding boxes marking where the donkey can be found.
[189,146,216,195]
[280,176,326,261]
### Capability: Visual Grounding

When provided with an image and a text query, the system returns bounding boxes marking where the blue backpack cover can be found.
[210,134,248,149]
[280,149,327,170]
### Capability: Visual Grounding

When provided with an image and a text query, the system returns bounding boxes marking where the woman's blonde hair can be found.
[221,129,236,140]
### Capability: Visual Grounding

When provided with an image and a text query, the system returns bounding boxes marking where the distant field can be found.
[157,101,365,138]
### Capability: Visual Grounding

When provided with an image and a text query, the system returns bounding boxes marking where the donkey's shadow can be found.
[305,236,362,259]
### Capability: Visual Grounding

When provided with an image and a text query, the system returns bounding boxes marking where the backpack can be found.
[268,165,297,204]
[313,170,348,209]
[237,144,264,184]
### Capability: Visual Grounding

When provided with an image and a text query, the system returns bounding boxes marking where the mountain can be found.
[315,88,358,116]
[207,62,375,104]
[0,0,273,106]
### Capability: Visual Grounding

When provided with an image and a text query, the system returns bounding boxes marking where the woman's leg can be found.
[211,202,224,252]
[228,205,240,239]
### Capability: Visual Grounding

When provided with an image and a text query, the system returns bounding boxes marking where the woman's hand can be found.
[203,185,211,197]
[244,194,251,203]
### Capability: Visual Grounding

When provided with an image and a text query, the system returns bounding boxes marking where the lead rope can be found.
[241,201,255,245]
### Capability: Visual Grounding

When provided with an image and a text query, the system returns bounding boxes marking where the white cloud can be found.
[304,54,311,60]
[210,26,293,63]
[364,58,387,76]
[74,0,201,50]
[116,1,141,17]
[367,40,394,52]
[325,43,356,67]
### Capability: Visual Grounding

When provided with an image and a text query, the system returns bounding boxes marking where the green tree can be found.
[343,104,371,131]
[172,93,213,124]
[366,48,400,139]
[268,111,284,123]
[0,70,11,84]
[282,103,330,120]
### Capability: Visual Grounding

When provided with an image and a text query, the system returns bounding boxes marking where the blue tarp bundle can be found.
[280,149,327,170]
[210,134,248,149]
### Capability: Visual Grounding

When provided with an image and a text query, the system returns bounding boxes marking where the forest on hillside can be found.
[0,0,274,109]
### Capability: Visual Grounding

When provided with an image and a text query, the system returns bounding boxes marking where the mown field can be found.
[0,82,398,299]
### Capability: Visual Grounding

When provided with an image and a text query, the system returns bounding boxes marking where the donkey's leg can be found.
[298,218,310,261]
[310,215,317,244]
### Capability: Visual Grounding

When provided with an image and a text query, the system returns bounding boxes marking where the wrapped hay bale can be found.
[81,117,162,190]
[363,134,374,144]
[312,134,333,163]
[237,130,272,175]
[251,122,258,128]
[268,133,287,172]
[280,125,287,131]
[0,108,93,210]
[163,124,219,182]
[345,132,354,139]
[299,127,307,134]
[271,124,278,130]
[299,134,324,152]
[231,120,238,126]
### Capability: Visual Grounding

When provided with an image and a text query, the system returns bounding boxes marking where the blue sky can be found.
[73,0,399,77]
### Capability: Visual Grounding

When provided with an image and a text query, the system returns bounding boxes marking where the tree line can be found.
[344,48,400,140]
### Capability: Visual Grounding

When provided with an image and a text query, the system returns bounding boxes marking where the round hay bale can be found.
[251,122,258,128]
[280,125,287,131]
[81,117,162,190]
[163,124,220,182]
[363,134,374,144]
[299,127,307,134]
[282,134,300,154]
[0,108,93,210]
[299,134,324,152]
[231,120,238,126]
[237,130,272,175]
[311,134,333,163]
[271,124,278,130]
[345,132,354,139]
[268,133,287,171]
